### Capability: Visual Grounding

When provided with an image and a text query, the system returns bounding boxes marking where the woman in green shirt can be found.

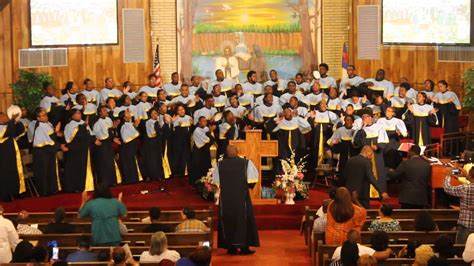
[79,184,127,246]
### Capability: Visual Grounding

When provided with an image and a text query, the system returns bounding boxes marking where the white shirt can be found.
[0,216,19,263]
[332,244,375,260]
[463,233,474,265]
[139,249,181,263]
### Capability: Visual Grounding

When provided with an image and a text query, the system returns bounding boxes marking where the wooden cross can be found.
[230,129,279,204]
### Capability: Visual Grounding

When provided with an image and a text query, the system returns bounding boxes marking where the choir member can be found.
[376,107,408,169]
[389,83,413,119]
[433,80,461,133]
[39,81,63,126]
[364,69,395,99]
[353,108,390,195]
[190,75,204,97]
[27,107,62,196]
[339,65,364,98]
[242,71,264,97]
[288,96,309,118]
[138,74,159,102]
[118,109,143,184]
[171,84,198,114]
[193,95,217,124]
[404,92,438,146]
[141,108,165,182]
[303,82,327,111]
[62,109,94,192]
[17,107,31,150]
[189,116,216,187]
[253,93,283,132]
[263,69,287,97]
[422,79,436,99]
[337,104,362,130]
[134,92,152,121]
[279,81,305,105]
[208,69,235,96]
[217,111,239,158]
[225,95,247,119]
[105,97,119,120]
[156,89,171,106]
[367,94,389,119]
[158,103,172,179]
[317,63,337,91]
[81,78,99,104]
[326,87,344,116]
[309,100,339,167]
[73,93,97,117]
[255,85,280,107]
[114,95,136,120]
[170,104,193,177]
[92,105,122,187]
[212,84,227,112]
[393,78,417,102]
[233,84,255,109]
[327,114,358,180]
[342,91,369,113]
[294,73,310,93]
[98,77,122,104]
[0,112,25,201]
[163,72,182,98]
[123,81,137,101]
[59,81,78,106]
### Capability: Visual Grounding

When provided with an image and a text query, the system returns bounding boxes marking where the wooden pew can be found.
[311,231,457,264]
[3,208,214,223]
[322,258,468,266]
[316,244,466,266]
[20,232,213,247]
[56,245,198,259]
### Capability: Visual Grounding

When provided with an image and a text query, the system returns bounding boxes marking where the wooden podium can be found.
[230,130,279,205]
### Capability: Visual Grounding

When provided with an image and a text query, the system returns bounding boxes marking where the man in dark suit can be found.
[388,145,431,209]
[343,145,389,208]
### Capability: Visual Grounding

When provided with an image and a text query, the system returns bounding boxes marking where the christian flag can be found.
[153,44,163,88]
[341,42,349,80]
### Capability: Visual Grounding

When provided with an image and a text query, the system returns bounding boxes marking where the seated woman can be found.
[433,234,457,259]
[368,204,401,232]
[414,211,438,231]
[139,232,180,263]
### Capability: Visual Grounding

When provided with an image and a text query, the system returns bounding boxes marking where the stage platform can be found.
[0,178,399,230]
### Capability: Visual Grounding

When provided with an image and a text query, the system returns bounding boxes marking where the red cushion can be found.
[430,127,445,139]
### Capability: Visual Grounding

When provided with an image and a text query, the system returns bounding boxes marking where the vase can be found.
[284,191,296,205]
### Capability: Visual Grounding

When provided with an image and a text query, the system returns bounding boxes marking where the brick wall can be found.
[150,0,177,83]
[322,0,350,80]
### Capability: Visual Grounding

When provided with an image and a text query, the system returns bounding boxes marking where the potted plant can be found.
[10,70,54,113]
[463,67,474,130]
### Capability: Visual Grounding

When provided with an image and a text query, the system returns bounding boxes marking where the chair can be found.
[430,127,445,143]
[21,153,39,197]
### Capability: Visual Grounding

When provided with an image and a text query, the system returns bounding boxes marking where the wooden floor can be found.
[212,230,310,266]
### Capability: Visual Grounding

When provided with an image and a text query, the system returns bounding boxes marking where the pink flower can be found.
[204,183,212,192]
[297,172,304,179]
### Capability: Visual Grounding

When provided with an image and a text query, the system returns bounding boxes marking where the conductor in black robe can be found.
[212,145,260,255]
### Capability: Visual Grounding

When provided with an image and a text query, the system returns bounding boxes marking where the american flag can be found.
[153,44,163,88]
[341,42,349,80]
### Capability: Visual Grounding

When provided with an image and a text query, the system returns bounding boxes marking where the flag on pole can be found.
[153,44,163,88]
[341,42,349,80]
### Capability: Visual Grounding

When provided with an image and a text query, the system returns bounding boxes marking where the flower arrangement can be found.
[196,168,220,203]
[272,152,309,200]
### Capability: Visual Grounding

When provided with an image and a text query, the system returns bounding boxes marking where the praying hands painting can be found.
[177,0,319,82]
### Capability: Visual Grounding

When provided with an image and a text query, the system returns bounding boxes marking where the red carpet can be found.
[0,178,399,230]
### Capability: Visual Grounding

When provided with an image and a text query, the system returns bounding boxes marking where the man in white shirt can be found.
[331,230,392,261]
[0,205,19,263]
[463,233,474,265]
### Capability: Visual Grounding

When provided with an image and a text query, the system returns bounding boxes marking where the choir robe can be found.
[242,82,264,97]
[141,118,165,181]
[63,120,94,192]
[255,95,279,107]
[266,117,311,170]
[389,96,413,119]
[339,75,365,98]
[327,97,344,116]
[16,118,31,150]
[317,75,338,92]
[171,95,197,114]
[114,105,136,119]
[212,157,260,249]
[263,78,287,96]
[82,89,99,104]
[327,125,357,178]
[158,115,172,179]
[422,90,435,99]
[376,117,408,169]
[296,82,310,93]
[163,82,182,98]
[138,85,159,101]
[98,88,123,105]
[92,117,122,187]
[279,92,305,105]
[0,121,26,198]
[433,91,462,133]
[393,87,418,102]
[217,122,239,158]
[73,103,97,116]
[225,105,247,119]
[170,116,192,176]
[353,123,389,195]
[60,93,78,106]
[303,92,327,111]
[189,127,215,186]
[237,94,254,109]
[193,107,218,125]
[310,111,339,167]
[40,96,64,126]
[364,78,395,99]
[118,122,143,184]
[253,104,282,138]
[208,78,235,95]
[342,98,369,112]
[213,95,227,112]
[27,121,61,196]
[403,104,438,146]
[133,102,152,120]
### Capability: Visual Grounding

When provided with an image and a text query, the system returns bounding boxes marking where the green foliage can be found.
[262,49,298,56]
[194,22,301,33]
[10,70,54,113]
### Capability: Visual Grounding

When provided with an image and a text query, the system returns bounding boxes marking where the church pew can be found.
[55,245,198,259]
[20,232,213,247]
[3,208,213,223]
[311,231,457,262]
[321,258,468,266]
[35,218,212,233]
[315,244,465,266]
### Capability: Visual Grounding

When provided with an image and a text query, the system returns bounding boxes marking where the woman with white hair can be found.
[139,231,180,263]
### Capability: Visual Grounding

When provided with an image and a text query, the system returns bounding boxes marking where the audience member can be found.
[65,236,98,262]
[143,207,170,233]
[16,210,43,235]
[316,186,337,217]
[326,187,367,245]
[313,200,329,234]
[369,231,394,259]
[139,231,180,263]
[414,211,438,232]
[414,245,435,266]
[332,230,392,261]
[433,234,456,259]
[112,246,138,266]
[427,256,448,266]
[337,241,360,266]
[44,207,75,234]
[368,204,401,232]
[79,184,127,246]
[11,240,33,263]
[357,254,378,266]
[175,208,209,233]
[463,233,474,265]
[176,246,212,266]
[31,246,49,263]
[97,249,111,262]
[444,168,474,244]
[398,240,421,258]
[0,205,19,263]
